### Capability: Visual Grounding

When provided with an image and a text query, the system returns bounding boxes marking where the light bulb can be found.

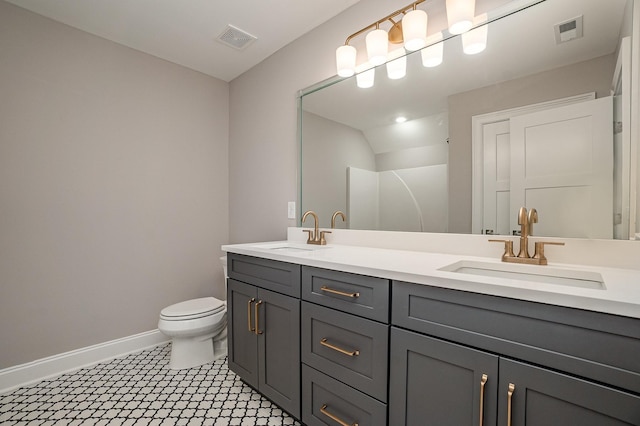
[421,32,443,67]
[386,48,406,80]
[356,66,375,88]
[402,9,428,51]
[336,45,357,77]
[446,0,475,35]
[366,28,389,66]
[462,14,488,55]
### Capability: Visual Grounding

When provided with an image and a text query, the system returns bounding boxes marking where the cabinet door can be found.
[257,287,301,418]
[499,358,640,426]
[227,279,259,389]
[389,327,499,426]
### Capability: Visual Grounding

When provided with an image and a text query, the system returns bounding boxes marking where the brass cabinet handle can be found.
[479,374,488,426]
[320,285,360,298]
[254,300,263,335]
[247,298,255,332]
[320,338,360,356]
[320,404,358,426]
[507,383,515,426]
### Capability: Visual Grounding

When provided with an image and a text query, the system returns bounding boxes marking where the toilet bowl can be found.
[157,256,228,370]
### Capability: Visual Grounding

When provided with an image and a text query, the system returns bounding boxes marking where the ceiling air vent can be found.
[217,25,257,50]
[554,15,583,44]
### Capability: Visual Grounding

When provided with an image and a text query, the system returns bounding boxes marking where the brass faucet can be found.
[331,211,346,228]
[302,210,331,245]
[490,207,564,265]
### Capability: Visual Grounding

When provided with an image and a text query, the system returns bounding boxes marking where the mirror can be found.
[300,0,636,239]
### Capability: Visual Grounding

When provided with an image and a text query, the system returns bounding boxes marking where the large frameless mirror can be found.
[299,0,637,239]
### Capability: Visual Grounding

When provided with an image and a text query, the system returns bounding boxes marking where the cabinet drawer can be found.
[228,253,301,297]
[302,266,389,322]
[302,302,388,402]
[392,280,640,395]
[302,364,387,426]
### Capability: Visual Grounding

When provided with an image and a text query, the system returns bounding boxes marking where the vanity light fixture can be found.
[356,63,375,88]
[335,0,479,83]
[395,116,408,123]
[387,48,407,79]
[402,7,429,51]
[462,13,488,54]
[421,32,444,67]
[335,0,429,77]
[446,0,475,35]
[336,45,357,77]
[366,25,389,66]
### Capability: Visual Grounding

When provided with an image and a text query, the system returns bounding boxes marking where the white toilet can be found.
[158,256,228,370]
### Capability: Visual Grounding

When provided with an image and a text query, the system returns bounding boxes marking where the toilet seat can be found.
[160,297,225,321]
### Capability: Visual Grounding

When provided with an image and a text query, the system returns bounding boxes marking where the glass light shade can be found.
[366,29,389,66]
[446,0,475,35]
[356,66,375,89]
[462,14,488,54]
[421,32,443,67]
[336,45,357,77]
[402,9,428,51]
[386,48,406,80]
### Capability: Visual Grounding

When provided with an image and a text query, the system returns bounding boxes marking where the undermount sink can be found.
[252,242,330,253]
[440,260,605,290]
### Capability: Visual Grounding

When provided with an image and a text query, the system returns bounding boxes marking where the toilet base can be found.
[168,335,227,370]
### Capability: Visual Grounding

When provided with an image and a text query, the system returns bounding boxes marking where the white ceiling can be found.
[5,0,361,82]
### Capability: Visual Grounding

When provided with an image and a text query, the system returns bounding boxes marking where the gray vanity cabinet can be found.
[391,280,640,426]
[226,254,301,418]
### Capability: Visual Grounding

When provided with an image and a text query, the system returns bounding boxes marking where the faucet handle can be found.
[303,229,315,243]
[319,230,331,245]
[532,241,565,265]
[489,239,516,260]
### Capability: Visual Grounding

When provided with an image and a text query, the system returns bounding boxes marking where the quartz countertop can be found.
[222,241,640,319]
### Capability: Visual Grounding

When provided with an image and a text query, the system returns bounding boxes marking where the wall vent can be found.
[217,25,257,50]
[554,15,583,44]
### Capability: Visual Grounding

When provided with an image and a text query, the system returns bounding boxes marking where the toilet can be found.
[157,256,228,370]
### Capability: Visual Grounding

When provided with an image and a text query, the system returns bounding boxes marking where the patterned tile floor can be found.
[0,344,301,425]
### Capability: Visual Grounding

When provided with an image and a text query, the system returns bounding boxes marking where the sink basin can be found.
[251,242,330,253]
[440,260,605,290]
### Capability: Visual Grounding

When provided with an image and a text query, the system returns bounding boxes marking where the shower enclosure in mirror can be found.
[299,0,638,240]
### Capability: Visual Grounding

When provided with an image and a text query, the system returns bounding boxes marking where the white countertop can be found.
[222,241,640,319]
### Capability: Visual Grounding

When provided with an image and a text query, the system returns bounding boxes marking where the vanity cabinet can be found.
[224,250,640,425]
[390,280,640,426]
[300,266,390,426]
[226,254,301,418]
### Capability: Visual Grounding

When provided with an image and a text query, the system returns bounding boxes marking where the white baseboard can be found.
[0,329,169,394]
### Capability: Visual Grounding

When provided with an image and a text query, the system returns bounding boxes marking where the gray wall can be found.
[0,2,229,368]
[447,53,616,233]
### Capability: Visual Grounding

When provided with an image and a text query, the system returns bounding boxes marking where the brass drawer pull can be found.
[479,374,488,426]
[320,338,360,356]
[507,383,515,426]
[254,300,263,335]
[320,285,360,298]
[320,404,359,426]
[247,298,255,332]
